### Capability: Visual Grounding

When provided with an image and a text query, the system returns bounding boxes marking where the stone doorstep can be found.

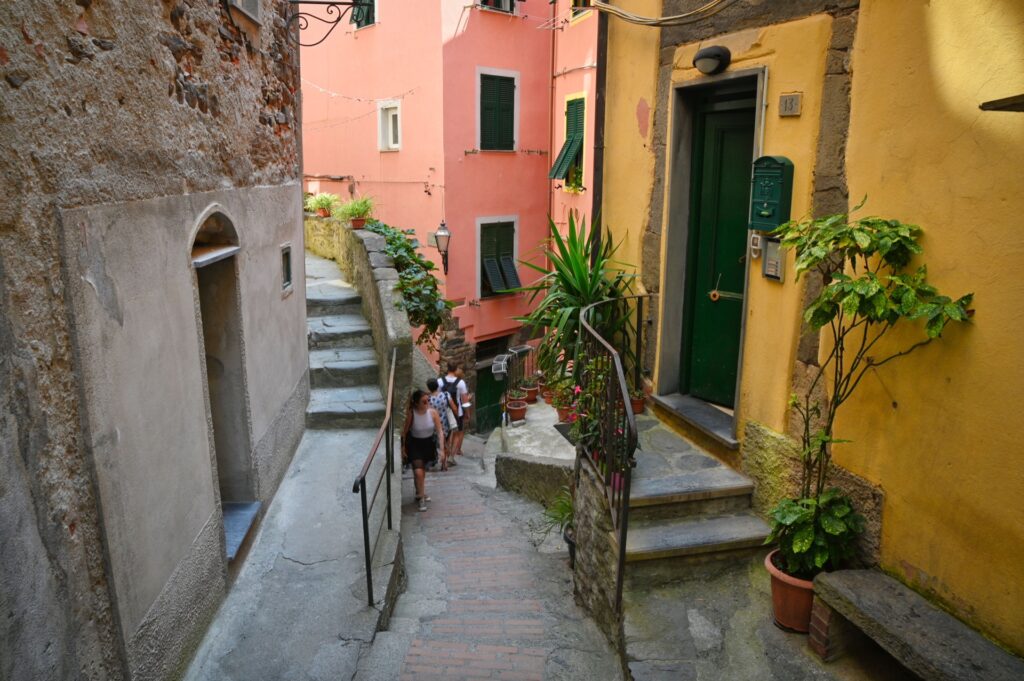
[618,512,770,562]
[629,466,754,508]
[306,314,374,348]
[813,570,1024,681]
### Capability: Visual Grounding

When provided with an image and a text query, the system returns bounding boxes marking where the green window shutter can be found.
[350,0,374,28]
[496,223,520,289]
[480,223,506,296]
[549,98,585,179]
[481,75,515,151]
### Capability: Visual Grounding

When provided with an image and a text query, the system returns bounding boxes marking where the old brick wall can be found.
[0,2,299,679]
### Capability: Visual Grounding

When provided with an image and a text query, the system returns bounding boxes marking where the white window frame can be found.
[377,100,401,151]
[475,67,520,152]
[476,215,519,300]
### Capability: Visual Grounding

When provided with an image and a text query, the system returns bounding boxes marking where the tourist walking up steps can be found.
[402,390,445,511]
[427,378,458,469]
[441,363,471,460]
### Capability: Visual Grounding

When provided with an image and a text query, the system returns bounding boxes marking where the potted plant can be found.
[515,213,633,385]
[541,486,576,569]
[551,387,574,423]
[629,388,645,415]
[340,196,374,228]
[765,204,973,632]
[521,378,539,404]
[304,192,340,218]
[506,397,528,422]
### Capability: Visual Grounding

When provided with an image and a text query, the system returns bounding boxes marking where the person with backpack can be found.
[427,378,457,470]
[441,363,471,460]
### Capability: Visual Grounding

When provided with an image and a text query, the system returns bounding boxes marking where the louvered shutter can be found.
[549,98,585,179]
[496,224,520,288]
[495,77,515,150]
[480,76,500,150]
[350,0,374,28]
[480,224,507,295]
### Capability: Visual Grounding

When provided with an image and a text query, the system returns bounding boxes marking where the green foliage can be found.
[765,489,865,580]
[305,192,340,214]
[339,196,375,220]
[515,213,633,382]
[366,221,454,352]
[766,201,973,577]
[539,486,574,538]
[569,356,610,450]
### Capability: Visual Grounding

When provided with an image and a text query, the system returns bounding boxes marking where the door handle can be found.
[708,289,743,302]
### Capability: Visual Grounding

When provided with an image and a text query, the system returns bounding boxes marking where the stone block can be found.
[372,267,399,282]
[494,451,573,507]
[830,13,858,50]
[368,252,394,269]
[354,231,386,252]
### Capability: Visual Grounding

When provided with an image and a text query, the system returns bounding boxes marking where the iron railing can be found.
[352,348,397,607]
[578,294,657,612]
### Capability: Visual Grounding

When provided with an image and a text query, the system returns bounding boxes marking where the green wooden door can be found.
[681,105,755,407]
[474,366,504,433]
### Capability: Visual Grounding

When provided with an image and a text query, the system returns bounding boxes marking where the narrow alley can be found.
[358,436,622,681]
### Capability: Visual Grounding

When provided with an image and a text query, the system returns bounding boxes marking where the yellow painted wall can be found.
[839,0,1024,653]
[601,0,661,275]
[661,16,832,434]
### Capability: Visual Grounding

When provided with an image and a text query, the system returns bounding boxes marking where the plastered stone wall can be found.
[0,1,301,679]
[571,458,624,649]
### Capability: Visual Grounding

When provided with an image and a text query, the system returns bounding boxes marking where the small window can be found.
[549,97,585,190]
[480,222,519,298]
[478,0,514,13]
[229,0,259,22]
[480,74,515,151]
[350,0,375,28]
[281,244,292,291]
[571,0,592,17]
[378,102,400,151]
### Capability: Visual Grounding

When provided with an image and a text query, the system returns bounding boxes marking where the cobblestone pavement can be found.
[354,435,623,681]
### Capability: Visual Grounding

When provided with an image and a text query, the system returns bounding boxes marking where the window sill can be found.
[378,148,400,153]
[475,6,517,16]
[476,148,517,154]
[480,292,519,301]
[353,22,377,32]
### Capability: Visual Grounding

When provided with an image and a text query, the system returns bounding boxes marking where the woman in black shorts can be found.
[402,389,445,511]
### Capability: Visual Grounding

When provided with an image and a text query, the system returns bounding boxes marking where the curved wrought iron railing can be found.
[579,294,657,612]
[352,348,397,607]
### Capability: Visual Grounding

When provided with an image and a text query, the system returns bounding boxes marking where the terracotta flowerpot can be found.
[316,208,331,217]
[524,386,538,404]
[350,217,367,229]
[542,391,554,405]
[556,406,573,423]
[630,397,645,414]
[765,549,815,633]
[507,400,527,422]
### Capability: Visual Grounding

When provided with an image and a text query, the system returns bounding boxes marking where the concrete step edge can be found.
[616,513,771,562]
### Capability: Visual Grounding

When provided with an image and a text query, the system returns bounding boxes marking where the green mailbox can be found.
[749,156,794,231]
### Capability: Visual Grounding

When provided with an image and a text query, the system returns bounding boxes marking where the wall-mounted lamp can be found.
[435,220,451,275]
[693,45,731,75]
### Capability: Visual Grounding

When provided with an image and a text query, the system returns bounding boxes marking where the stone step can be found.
[617,512,770,587]
[309,347,379,388]
[307,314,373,349]
[623,512,770,562]
[306,386,387,429]
[306,281,362,317]
[629,465,754,521]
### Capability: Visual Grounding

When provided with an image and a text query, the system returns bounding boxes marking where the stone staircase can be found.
[305,261,387,430]
[615,418,770,587]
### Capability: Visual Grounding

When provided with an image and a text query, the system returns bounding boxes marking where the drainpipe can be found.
[547,0,557,228]
[590,8,608,266]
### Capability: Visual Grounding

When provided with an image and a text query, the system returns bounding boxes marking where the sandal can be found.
[415,495,431,503]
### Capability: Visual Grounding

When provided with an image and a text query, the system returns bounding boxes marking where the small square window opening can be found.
[281,245,292,291]
[379,103,401,151]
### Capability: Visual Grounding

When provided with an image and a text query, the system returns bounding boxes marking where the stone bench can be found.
[811,570,1024,681]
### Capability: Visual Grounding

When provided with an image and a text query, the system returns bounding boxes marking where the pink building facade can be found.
[301,1,600,378]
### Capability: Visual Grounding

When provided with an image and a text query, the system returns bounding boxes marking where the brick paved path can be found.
[354,436,622,681]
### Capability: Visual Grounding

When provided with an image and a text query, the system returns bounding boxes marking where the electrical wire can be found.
[590,0,734,26]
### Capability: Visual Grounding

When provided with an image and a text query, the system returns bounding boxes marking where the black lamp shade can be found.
[693,45,731,75]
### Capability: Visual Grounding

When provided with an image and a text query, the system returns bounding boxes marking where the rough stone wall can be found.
[0,2,300,678]
[571,457,624,650]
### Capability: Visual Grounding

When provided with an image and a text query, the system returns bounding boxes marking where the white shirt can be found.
[442,375,469,416]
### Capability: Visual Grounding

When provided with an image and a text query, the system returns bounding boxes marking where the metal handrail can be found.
[352,348,397,607]
[579,294,656,613]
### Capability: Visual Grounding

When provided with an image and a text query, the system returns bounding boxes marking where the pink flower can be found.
[573,385,582,395]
